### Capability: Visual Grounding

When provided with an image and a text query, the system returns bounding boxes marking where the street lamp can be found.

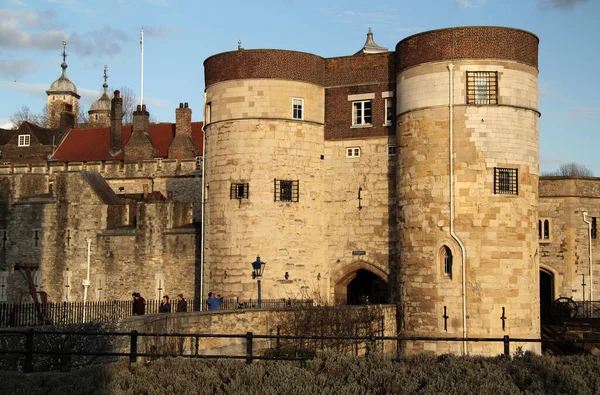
[251,256,266,308]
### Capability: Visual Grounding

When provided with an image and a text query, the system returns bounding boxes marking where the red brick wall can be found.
[396,26,538,71]
[204,49,325,87]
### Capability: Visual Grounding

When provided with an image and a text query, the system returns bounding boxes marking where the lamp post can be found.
[251,256,266,308]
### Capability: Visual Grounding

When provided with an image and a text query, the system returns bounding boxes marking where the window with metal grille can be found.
[466,71,498,105]
[292,98,303,120]
[494,167,518,195]
[592,217,597,239]
[230,183,249,199]
[274,179,299,202]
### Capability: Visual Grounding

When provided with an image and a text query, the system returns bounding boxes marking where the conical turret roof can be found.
[354,28,388,55]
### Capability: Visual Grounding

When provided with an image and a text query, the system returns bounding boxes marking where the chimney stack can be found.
[168,102,197,159]
[59,110,75,130]
[109,90,123,156]
[133,104,149,135]
[123,103,156,162]
[175,102,192,136]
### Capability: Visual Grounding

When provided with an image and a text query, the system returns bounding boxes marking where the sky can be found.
[1,0,598,175]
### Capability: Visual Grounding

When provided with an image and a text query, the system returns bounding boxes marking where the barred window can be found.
[592,217,597,239]
[230,183,249,199]
[467,71,498,105]
[274,179,299,202]
[494,167,518,195]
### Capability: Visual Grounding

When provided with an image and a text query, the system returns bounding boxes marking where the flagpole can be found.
[140,28,144,107]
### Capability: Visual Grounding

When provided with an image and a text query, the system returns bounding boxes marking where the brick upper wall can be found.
[396,26,538,71]
[324,52,395,87]
[204,50,325,88]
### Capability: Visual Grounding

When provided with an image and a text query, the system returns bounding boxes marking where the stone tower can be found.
[88,65,111,127]
[395,27,540,355]
[203,50,327,301]
[46,41,80,128]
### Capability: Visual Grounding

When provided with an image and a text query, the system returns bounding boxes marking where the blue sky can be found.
[1,0,598,175]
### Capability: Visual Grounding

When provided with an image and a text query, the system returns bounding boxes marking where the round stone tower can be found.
[203,50,327,302]
[395,27,540,355]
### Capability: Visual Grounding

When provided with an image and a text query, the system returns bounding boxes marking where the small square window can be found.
[494,167,518,195]
[346,147,361,158]
[385,98,393,125]
[274,179,299,202]
[352,100,372,126]
[18,134,30,147]
[230,183,249,199]
[467,71,498,105]
[387,144,397,156]
[292,98,304,120]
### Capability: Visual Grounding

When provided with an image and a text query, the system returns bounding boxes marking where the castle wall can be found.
[396,26,540,355]
[0,171,198,304]
[539,177,600,302]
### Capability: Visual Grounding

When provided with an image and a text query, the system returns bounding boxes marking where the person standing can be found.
[134,292,146,316]
[176,293,187,312]
[207,292,221,311]
[159,295,171,313]
[132,292,138,315]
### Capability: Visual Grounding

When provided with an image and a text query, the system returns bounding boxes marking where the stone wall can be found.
[118,305,398,357]
[0,171,199,303]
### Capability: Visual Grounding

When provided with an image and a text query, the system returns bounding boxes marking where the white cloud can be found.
[454,0,487,8]
[0,60,37,80]
[538,0,590,10]
[0,118,13,129]
[561,103,600,121]
[0,81,48,96]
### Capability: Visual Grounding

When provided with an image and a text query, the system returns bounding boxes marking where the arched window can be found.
[443,246,453,279]
[543,219,550,239]
[538,220,542,239]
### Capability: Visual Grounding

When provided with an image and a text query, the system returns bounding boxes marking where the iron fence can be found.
[0,298,313,328]
[1,328,600,373]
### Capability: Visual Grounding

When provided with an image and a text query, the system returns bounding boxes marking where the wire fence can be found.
[0,298,314,328]
[1,328,600,373]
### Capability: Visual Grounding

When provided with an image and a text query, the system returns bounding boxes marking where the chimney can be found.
[168,102,197,159]
[175,102,192,136]
[133,104,150,135]
[59,111,75,130]
[110,90,123,155]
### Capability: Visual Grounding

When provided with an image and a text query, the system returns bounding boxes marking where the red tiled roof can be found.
[52,122,204,162]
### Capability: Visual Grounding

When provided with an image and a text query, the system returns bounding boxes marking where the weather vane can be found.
[61,40,67,63]
[103,65,109,84]
[238,39,242,50]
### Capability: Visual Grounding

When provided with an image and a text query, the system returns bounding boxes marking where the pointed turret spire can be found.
[88,65,111,127]
[354,27,388,55]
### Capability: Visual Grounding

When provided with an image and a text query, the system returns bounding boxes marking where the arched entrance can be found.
[346,269,389,305]
[540,268,554,323]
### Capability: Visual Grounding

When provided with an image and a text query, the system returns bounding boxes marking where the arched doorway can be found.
[346,269,389,305]
[540,268,554,323]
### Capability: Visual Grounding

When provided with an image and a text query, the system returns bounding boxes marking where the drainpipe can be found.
[582,212,593,303]
[82,238,92,323]
[200,94,207,311]
[448,63,468,355]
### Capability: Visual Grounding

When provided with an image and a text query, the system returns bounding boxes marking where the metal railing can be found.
[1,328,600,373]
[0,298,314,328]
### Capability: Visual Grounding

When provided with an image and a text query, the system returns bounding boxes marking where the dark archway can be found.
[540,268,554,323]
[346,269,389,305]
